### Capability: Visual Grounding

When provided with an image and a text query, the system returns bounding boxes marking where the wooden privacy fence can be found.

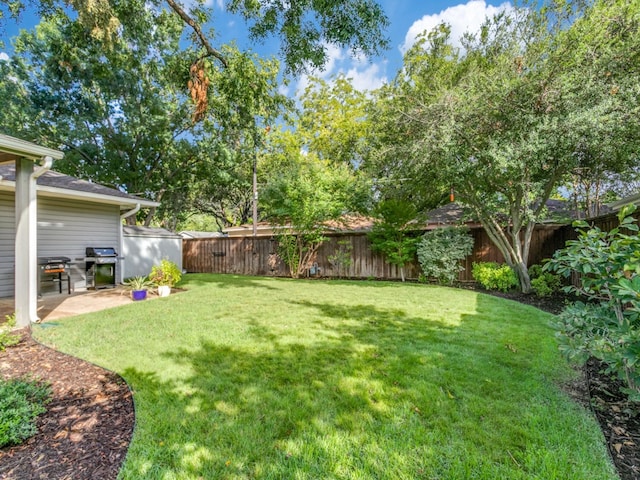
[183,220,582,281]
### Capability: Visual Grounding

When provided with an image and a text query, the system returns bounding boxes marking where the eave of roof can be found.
[607,192,640,211]
[0,165,159,208]
[0,133,64,163]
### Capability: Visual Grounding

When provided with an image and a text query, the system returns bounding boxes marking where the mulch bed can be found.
[0,292,639,479]
[0,329,134,480]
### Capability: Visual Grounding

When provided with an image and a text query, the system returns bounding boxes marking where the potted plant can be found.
[123,276,152,301]
[149,259,182,297]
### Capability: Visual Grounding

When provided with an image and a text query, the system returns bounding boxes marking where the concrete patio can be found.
[0,287,137,322]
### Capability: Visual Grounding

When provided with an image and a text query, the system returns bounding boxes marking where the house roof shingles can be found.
[0,164,157,206]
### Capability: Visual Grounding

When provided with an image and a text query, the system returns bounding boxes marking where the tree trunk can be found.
[512,261,531,294]
[478,214,533,294]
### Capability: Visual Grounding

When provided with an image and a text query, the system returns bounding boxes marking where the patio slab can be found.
[0,287,138,322]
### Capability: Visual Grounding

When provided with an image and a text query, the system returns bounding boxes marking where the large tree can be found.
[0,1,288,227]
[368,1,640,293]
[260,126,370,278]
[1,0,390,226]
[297,75,372,169]
[1,0,390,75]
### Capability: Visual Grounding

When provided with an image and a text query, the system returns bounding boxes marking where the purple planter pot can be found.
[131,290,148,301]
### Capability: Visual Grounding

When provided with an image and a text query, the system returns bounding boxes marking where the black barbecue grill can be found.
[38,256,72,295]
[85,247,118,289]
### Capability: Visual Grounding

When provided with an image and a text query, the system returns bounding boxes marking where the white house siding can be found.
[37,197,120,292]
[0,192,16,298]
[122,230,182,279]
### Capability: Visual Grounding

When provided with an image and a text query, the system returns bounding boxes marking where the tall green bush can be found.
[416,227,474,285]
[368,199,418,282]
[547,205,640,400]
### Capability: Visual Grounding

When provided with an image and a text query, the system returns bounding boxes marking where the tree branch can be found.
[164,0,228,68]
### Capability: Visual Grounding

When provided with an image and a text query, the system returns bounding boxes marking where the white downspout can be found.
[33,156,54,179]
[119,203,140,283]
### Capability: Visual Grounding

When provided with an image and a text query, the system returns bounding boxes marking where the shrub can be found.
[0,314,21,351]
[150,259,182,287]
[528,263,561,297]
[416,227,474,285]
[472,262,518,292]
[327,239,353,279]
[546,205,640,401]
[0,377,52,447]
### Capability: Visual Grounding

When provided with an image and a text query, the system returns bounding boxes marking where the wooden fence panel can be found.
[182,210,640,282]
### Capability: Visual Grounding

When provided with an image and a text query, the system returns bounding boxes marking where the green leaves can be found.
[0,378,52,448]
[548,208,640,400]
[417,227,474,285]
[227,0,390,74]
[261,152,366,278]
[368,199,419,282]
[367,0,640,292]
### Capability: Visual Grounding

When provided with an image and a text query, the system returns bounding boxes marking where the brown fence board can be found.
[183,210,640,282]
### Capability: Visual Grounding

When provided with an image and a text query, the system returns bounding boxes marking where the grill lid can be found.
[38,256,71,265]
[85,247,117,257]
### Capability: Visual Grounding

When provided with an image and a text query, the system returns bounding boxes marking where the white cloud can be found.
[400,0,513,54]
[181,0,223,9]
[293,43,387,98]
[344,63,387,92]
[0,52,9,62]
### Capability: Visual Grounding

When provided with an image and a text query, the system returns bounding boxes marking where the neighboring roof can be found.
[220,200,584,238]
[0,164,159,208]
[0,133,63,163]
[123,225,182,238]
[179,230,226,239]
[423,200,588,227]
[607,192,640,211]
[421,203,478,228]
[324,215,375,233]
[223,222,287,237]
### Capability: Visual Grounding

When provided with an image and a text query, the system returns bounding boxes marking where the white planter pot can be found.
[157,285,171,297]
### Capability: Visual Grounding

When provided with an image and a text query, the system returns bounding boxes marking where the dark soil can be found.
[0,329,134,480]
[0,292,638,479]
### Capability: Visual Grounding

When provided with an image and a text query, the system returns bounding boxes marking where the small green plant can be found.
[0,377,52,447]
[417,227,474,285]
[528,263,561,297]
[123,276,152,291]
[472,262,518,292]
[327,239,353,279]
[150,260,182,287]
[0,314,21,351]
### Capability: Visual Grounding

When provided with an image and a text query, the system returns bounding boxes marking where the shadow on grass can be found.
[118,291,614,480]
[180,273,281,291]
[120,302,458,478]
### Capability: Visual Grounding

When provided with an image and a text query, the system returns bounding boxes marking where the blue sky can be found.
[0,0,512,97]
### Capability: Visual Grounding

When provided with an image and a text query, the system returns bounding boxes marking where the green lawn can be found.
[33,274,617,480]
